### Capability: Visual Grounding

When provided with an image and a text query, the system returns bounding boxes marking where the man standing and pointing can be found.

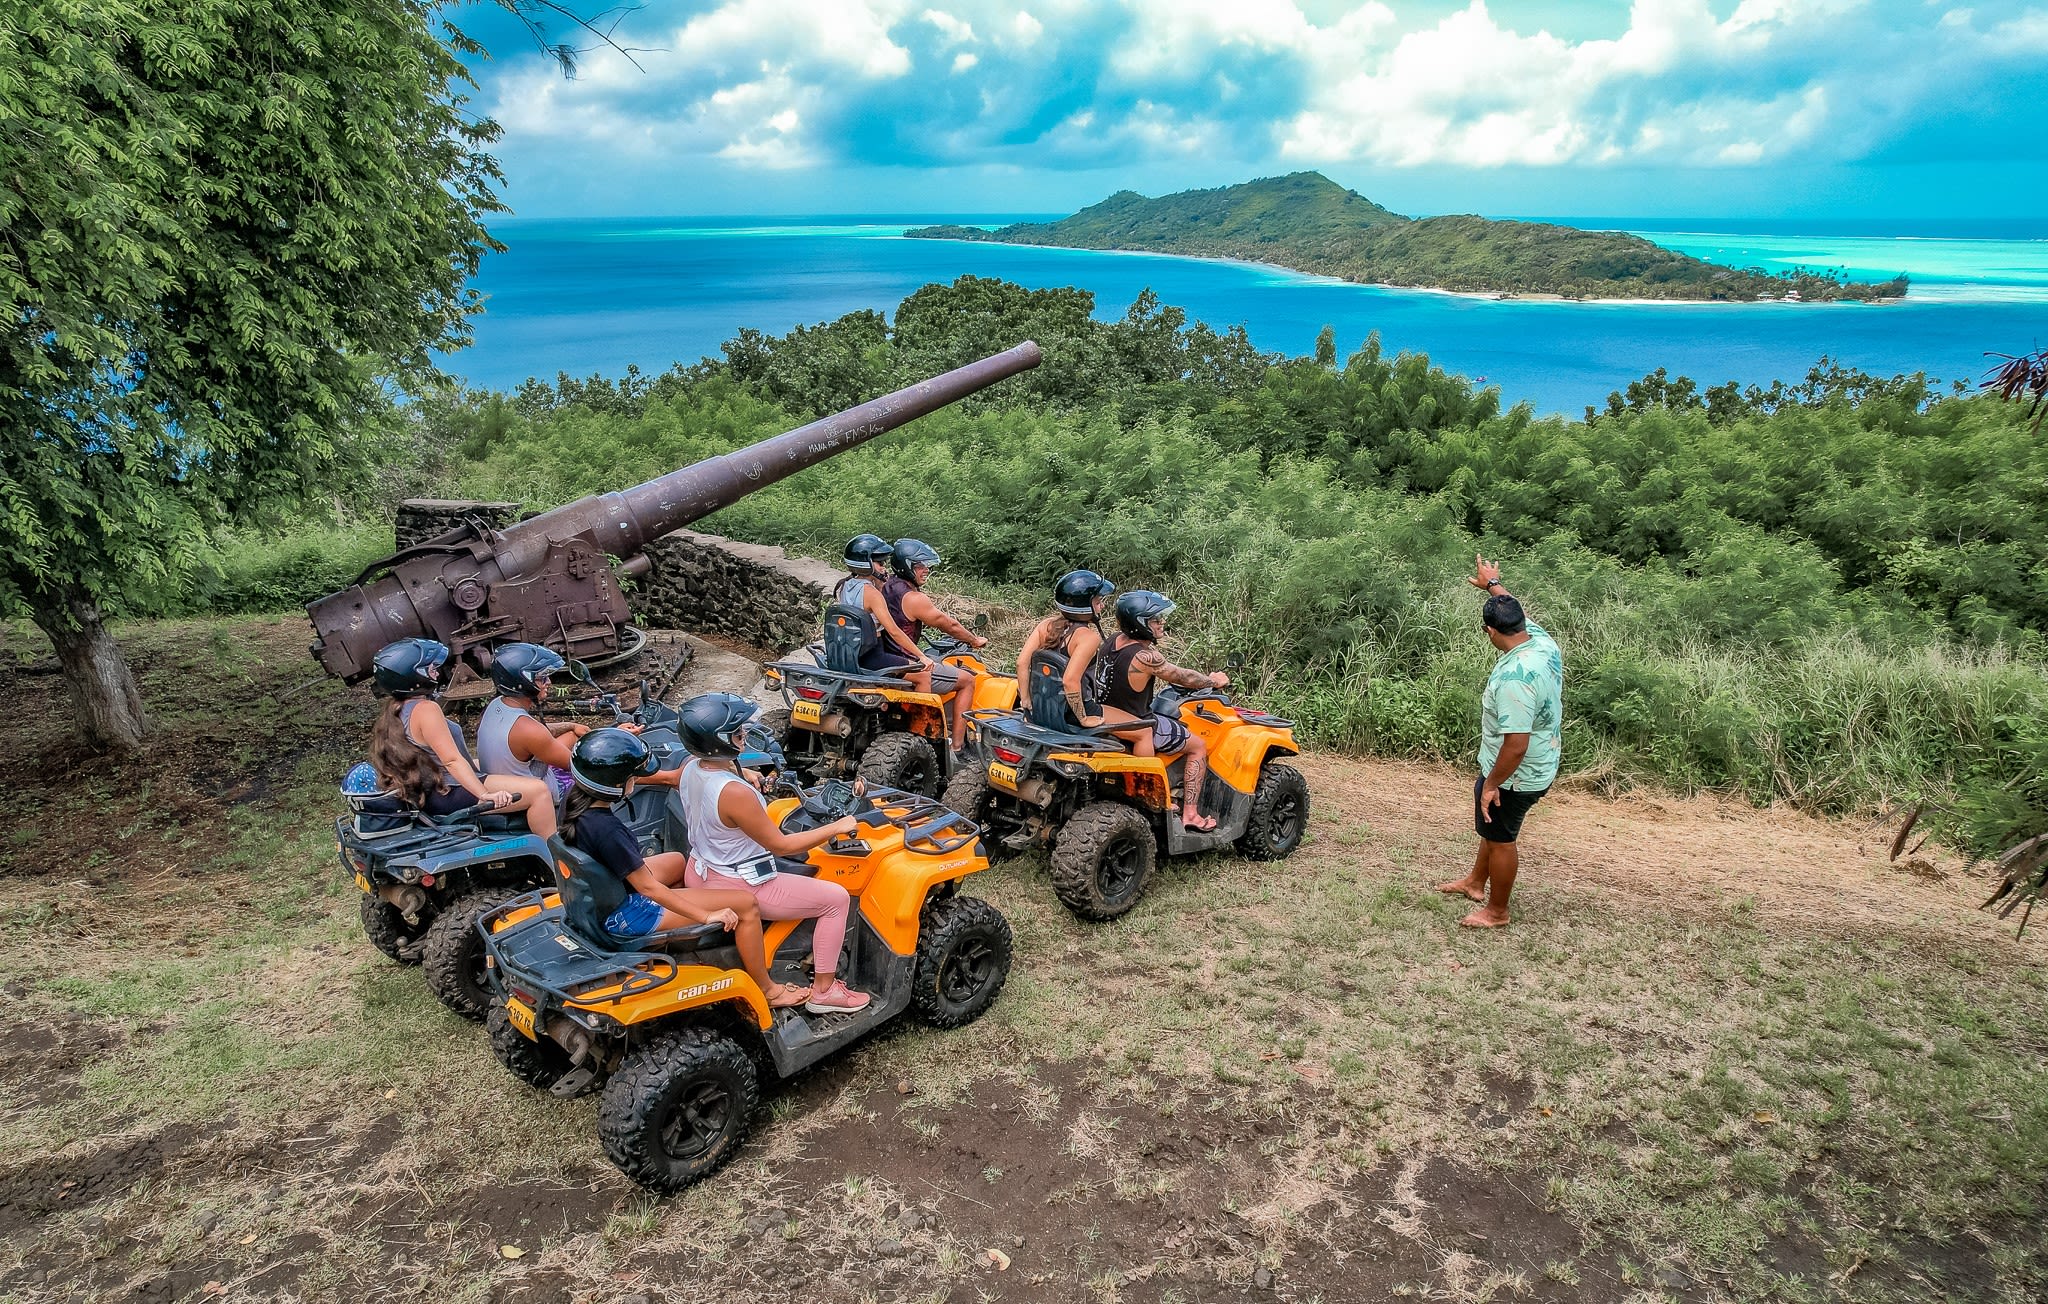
[1437,555,1563,928]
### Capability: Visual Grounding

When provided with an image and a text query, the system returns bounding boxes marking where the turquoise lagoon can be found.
[457,217,2047,416]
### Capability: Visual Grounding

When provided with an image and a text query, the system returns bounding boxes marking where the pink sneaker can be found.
[804,980,872,1015]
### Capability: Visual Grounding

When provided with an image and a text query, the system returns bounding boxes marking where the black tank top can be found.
[1101,639,1155,719]
[881,577,923,646]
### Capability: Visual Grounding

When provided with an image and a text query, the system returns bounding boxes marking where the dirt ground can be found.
[0,616,2044,1304]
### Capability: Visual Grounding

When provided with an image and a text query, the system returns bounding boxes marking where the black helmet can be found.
[891,538,941,587]
[372,638,450,698]
[1053,569,1117,618]
[488,642,589,700]
[1114,590,1176,642]
[569,727,659,797]
[678,692,760,758]
[843,533,891,572]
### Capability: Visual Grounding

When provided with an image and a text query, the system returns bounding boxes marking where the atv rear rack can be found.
[481,890,682,1007]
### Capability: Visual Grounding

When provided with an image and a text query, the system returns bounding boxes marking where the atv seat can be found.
[545,835,730,955]
[1024,650,1125,749]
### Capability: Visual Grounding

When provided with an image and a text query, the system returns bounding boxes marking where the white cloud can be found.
[922,9,976,45]
[484,0,2033,177]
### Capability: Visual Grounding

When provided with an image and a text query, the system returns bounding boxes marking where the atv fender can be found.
[576,963,773,1033]
[859,855,991,958]
[387,832,553,883]
[1046,751,1172,813]
[1196,722,1300,796]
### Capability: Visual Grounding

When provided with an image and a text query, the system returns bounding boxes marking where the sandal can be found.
[1182,812,1219,832]
[766,983,812,1009]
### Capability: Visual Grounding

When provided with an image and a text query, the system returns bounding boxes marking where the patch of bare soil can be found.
[1298,753,2020,950]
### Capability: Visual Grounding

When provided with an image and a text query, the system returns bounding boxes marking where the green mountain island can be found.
[906,173,1908,303]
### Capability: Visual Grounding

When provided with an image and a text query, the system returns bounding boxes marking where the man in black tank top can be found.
[1097,591,1230,832]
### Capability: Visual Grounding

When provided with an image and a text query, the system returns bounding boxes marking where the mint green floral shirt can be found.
[1479,621,1563,791]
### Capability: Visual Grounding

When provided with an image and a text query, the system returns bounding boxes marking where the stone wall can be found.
[394,499,523,549]
[638,530,840,653]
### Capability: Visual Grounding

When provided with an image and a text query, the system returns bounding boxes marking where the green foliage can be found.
[173,273,2043,842]
[0,0,500,712]
[420,290,2047,835]
[179,522,396,616]
[909,173,1905,302]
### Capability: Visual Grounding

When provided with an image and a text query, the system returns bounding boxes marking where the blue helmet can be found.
[371,638,450,698]
[489,642,588,700]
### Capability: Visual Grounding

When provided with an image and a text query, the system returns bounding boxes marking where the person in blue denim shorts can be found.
[1436,556,1563,929]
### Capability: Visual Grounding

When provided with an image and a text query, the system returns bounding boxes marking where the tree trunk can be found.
[30,585,149,755]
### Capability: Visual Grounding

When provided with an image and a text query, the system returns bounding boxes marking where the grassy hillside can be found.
[112,276,2041,846]
[910,173,1909,302]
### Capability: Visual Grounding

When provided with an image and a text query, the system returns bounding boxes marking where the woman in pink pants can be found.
[676,693,873,1015]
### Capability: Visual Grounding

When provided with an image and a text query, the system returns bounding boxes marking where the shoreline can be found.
[902,232,1907,306]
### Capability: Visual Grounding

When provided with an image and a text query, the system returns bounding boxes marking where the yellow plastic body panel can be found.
[1038,703,1300,806]
[823,652,1017,742]
[1046,750,1172,812]
[1180,704,1299,793]
[569,963,773,1032]
[488,893,562,934]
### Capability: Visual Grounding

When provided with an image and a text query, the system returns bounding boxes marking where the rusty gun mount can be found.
[306,341,1042,682]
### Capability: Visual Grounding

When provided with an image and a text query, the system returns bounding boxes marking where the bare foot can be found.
[1458,907,1511,929]
[766,982,812,1009]
[1436,877,1485,902]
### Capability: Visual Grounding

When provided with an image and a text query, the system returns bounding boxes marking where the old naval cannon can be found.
[306,342,1042,681]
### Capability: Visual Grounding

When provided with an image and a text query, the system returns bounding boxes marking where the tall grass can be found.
[426,382,2048,831]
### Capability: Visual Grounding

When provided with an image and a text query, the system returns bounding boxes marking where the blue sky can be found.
[449,1,2048,219]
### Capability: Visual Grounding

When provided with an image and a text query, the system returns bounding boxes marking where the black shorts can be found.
[421,785,481,817]
[1474,776,1547,843]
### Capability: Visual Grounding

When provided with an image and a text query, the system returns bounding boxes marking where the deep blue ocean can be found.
[457,216,2047,416]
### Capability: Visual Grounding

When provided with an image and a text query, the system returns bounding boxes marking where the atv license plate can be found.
[506,997,538,1041]
[988,761,1021,792]
[792,699,824,727]
[352,871,373,894]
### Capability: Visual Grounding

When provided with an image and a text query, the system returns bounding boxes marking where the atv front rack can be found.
[481,890,681,1007]
[862,785,982,856]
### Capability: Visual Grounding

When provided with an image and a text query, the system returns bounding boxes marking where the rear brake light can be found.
[992,745,1023,765]
[510,988,535,1005]
[797,687,826,701]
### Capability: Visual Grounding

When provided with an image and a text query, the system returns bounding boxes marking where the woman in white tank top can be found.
[677,694,873,1015]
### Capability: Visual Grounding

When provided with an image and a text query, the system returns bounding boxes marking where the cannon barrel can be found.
[307,341,1041,681]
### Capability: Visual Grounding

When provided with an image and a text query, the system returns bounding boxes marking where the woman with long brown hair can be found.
[368,639,555,837]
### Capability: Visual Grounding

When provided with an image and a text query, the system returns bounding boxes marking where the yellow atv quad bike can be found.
[761,610,1015,797]
[942,649,1309,921]
[477,779,1011,1193]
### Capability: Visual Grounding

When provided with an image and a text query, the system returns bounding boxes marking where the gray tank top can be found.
[477,697,548,781]
[400,698,476,790]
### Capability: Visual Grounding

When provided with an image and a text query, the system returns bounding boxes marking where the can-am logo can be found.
[677,976,735,1003]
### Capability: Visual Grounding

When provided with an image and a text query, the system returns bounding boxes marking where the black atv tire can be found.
[422,888,518,1021]
[912,896,1013,1028]
[938,769,1023,862]
[358,893,431,965]
[1050,802,1157,922]
[858,731,941,797]
[599,1027,759,1193]
[758,707,792,748]
[486,999,586,1093]
[1237,761,1311,860]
